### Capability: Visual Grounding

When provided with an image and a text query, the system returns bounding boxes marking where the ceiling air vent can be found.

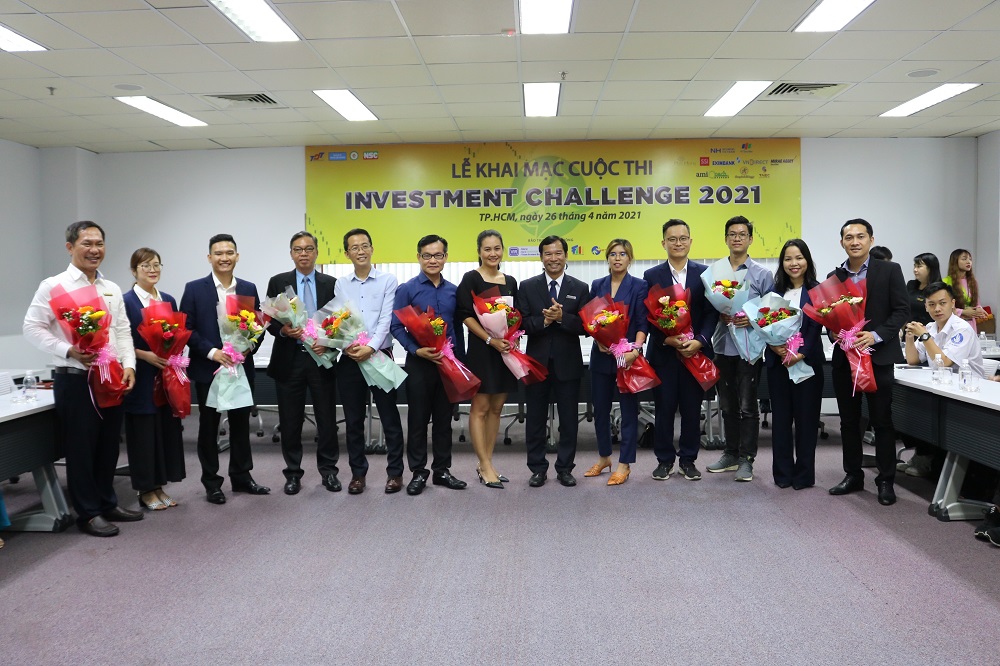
[203,93,285,109]
[766,82,848,99]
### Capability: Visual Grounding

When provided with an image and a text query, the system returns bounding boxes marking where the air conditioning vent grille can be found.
[203,93,285,109]
[767,82,848,99]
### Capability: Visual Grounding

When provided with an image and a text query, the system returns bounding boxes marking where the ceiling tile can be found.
[355,86,441,105]
[618,32,728,59]
[373,104,449,119]
[278,1,406,39]
[849,0,991,31]
[631,0,756,31]
[212,137,282,149]
[453,116,524,131]
[696,58,798,81]
[427,62,516,86]
[209,42,326,71]
[596,99,672,116]
[159,7,246,44]
[21,0,147,10]
[384,117,457,132]
[714,32,830,60]
[0,52,58,79]
[867,60,984,83]
[397,0,514,36]
[447,101,522,116]
[601,81,686,100]
[520,34,622,61]
[157,70,262,94]
[739,0,819,32]
[338,64,432,88]
[611,59,704,81]
[782,59,892,82]
[835,82,944,102]
[110,45,232,74]
[438,83,519,103]
[0,76,101,98]
[20,48,141,76]
[0,12,96,49]
[51,9,196,47]
[813,31,940,60]
[522,60,611,83]
[572,0,634,33]
[312,38,420,67]
[245,68,347,91]
[69,74,183,97]
[414,35,515,64]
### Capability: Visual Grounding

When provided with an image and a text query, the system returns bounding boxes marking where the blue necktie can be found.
[549,279,558,301]
[302,276,316,315]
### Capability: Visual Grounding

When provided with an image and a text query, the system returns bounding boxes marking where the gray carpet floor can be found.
[2,409,999,666]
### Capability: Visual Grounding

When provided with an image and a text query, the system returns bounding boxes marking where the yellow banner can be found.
[305,139,800,264]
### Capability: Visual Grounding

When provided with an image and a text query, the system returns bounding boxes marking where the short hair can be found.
[342,228,372,251]
[417,234,448,253]
[724,215,753,238]
[209,233,237,251]
[129,247,160,274]
[289,231,317,249]
[840,218,873,238]
[66,221,104,245]
[538,235,568,254]
[774,239,817,293]
[913,253,942,283]
[605,238,634,262]
[923,281,955,300]
[870,245,892,261]
[662,219,689,236]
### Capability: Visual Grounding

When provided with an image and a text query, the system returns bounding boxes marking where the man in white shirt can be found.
[23,221,139,537]
[904,281,984,377]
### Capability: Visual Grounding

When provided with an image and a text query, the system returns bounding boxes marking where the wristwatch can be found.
[917,332,931,342]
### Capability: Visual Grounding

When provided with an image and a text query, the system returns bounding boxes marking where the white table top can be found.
[894,366,1000,412]
[0,389,55,423]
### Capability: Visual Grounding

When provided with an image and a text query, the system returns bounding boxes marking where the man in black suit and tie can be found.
[827,219,909,505]
[643,219,719,482]
[265,231,340,496]
[180,233,269,504]
[518,235,590,487]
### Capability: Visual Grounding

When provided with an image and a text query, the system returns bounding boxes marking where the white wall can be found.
[976,131,1000,307]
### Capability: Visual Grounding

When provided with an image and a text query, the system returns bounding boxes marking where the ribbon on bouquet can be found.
[508,329,524,345]
[94,344,116,384]
[836,319,872,396]
[609,337,639,368]
[214,341,245,377]
[783,332,804,366]
[167,354,190,384]
[353,331,372,348]
[441,339,474,382]
[303,318,319,342]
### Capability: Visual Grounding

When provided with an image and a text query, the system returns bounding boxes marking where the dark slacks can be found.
[715,353,762,460]
[832,353,896,483]
[404,354,454,474]
[651,361,704,465]
[195,378,254,492]
[276,348,339,481]
[767,362,823,488]
[124,406,185,492]
[338,354,404,478]
[590,368,639,464]
[54,372,123,524]
[525,365,580,475]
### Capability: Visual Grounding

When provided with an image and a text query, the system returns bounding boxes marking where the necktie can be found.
[549,279,558,301]
[302,276,316,315]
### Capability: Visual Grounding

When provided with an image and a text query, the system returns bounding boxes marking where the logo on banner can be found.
[591,246,601,256]
[363,151,379,160]
[350,151,359,160]
[700,157,710,166]
[741,142,752,151]
[570,245,582,255]
[328,152,347,161]
[309,152,325,161]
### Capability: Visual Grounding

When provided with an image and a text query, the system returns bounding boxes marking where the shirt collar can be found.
[545,272,564,287]
[133,284,159,301]
[669,260,689,279]
[350,268,378,283]
[212,272,236,291]
[296,269,316,283]
[840,257,869,275]
[67,263,103,284]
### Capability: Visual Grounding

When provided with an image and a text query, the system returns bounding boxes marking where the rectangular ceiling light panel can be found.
[0,23,45,51]
[314,90,378,121]
[520,0,573,34]
[208,0,299,42]
[524,82,560,117]
[705,81,772,117]
[115,96,207,127]
[880,83,980,117]
[794,0,876,32]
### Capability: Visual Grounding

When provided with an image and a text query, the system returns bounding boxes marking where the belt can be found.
[53,366,88,376]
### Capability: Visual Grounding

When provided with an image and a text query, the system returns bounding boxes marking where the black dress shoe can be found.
[283,478,301,495]
[348,476,365,494]
[406,472,429,496]
[556,471,577,487]
[877,480,897,506]
[432,470,467,490]
[232,478,271,495]
[775,480,792,489]
[206,489,226,504]
[322,474,342,492]
[102,506,144,522]
[829,474,864,495]
[79,515,119,537]
[529,472,547,487]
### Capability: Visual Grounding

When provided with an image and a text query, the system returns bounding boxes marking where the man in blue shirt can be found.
[334,228,405,495]
[390,234,468,495]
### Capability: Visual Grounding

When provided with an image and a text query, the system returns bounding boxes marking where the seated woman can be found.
[905,253,941,326]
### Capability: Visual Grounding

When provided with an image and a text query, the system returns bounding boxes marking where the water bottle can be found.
[931,354,943,384]
[980,331,988,349]
[941,355,953,385]
[959,359,979,392]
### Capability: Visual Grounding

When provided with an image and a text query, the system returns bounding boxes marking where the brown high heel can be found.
[608,466,631,486]
[583,461,612,477]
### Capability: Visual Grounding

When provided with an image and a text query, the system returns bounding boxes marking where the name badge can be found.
[565,294,577,300]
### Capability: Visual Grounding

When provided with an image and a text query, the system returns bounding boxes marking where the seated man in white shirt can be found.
[904,281,984,377]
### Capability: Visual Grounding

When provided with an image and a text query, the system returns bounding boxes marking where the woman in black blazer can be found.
[122,248,185,510]
[765,239,824,490]
[582,239,647,485]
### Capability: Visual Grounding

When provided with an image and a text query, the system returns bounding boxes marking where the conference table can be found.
[0,390,73,532]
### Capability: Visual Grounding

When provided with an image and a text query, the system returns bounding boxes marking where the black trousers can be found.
[124,406,185,492]
[276,348,339,481]
[651,362,703,464]
[195,379,254,492]
[404,354,454,474]
[525,364,580,475]
[767,362,823,488]
[832,353,896,483]
[338,354,404,478]
[715,354,762,460]
[54,372,123,524]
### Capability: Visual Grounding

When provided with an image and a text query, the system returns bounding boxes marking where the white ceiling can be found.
[1,0,999,153]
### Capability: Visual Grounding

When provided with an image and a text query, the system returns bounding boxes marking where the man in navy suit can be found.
[518,235,590,487]
[643,219,718,481]
[180,233,269,505]
[265,231,340,496]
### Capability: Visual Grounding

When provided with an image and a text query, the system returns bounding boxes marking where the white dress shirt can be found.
[915,313,984,377]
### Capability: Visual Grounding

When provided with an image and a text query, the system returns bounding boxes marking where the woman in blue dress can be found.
[581,239,648,486]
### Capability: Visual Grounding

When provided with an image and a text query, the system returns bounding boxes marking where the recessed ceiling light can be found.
[907,68,940,79]
[115,96,207,127]
[705,81,772,117]
[208,0,299,42]
[524,82,560,117]
[114,83,144,92]
[519,0,573,35]
[794,0,875,32]
[314,90,377,121]
[880,83,980,117]
[0,23,45,52]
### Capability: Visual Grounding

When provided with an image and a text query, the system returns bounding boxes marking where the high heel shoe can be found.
[608,466,631,486]
[157,492,177,507]
[476,468,504,489]
[583,461,612,477]
[496,473,510,483]
[138,491,167,511]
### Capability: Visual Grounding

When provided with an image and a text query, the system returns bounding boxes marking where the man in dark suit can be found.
[180,233,269,504]
[518,235,590,487]
[265,231,340,496]
[827,219,909,505]
[643,219,719,481]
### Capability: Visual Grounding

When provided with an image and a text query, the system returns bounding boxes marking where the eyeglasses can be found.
[608,252,629,259]
[347,243,372,254]
[665,236,690,245]
[291,246,316,255]
[139,262,163,271]
[726,232,749,240]
[419,253,446,261]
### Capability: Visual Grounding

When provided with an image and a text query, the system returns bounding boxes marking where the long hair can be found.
[947,248,978,309]
[476,229,503,267]
[773,239,817,293]
[912,252,941,286]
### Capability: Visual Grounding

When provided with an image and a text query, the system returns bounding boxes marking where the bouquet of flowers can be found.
[48,283,128,408]
[643,283,719,390]
[701,258,755,353]
[206,294,264,411]
[743,293,814,384]
[315,295,407,392]
[580,295,660,394]
[262,285,336,369]
[393,305,482,402]
[471,286,547,385]
[136,300,193,418]
[802,276,875,394]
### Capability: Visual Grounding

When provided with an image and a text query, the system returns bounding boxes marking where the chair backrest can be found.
[0,372,15,395]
